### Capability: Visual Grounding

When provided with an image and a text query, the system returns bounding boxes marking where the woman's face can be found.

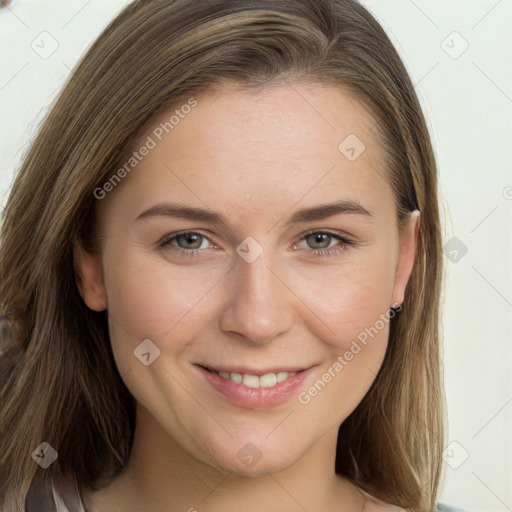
[77,81,418,476]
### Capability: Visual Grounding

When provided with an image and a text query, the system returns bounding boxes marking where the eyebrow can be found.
[136,199,373,227]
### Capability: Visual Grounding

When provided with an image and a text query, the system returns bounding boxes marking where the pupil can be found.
[311,233,329,248]
[181,234,200,248]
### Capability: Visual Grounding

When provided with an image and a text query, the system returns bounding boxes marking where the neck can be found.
[84,405,366,512]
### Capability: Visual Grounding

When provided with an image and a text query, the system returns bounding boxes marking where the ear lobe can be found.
[73,242,107,312]
[391,210,420,308]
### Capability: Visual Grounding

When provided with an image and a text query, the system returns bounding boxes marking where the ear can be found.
[74,241,107,312]
[390,210,420,307]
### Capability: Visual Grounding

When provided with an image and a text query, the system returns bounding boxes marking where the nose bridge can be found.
[235,248,276,302]
[219,242,293,344]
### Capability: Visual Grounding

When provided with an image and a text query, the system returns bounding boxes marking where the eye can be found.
[158,231,214,256]
[157,230,354,258]
[295,231,354,258]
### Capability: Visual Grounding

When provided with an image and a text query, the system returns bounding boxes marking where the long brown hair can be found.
[0,1,444,510]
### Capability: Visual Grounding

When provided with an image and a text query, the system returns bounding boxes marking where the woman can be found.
[0,0,452,510]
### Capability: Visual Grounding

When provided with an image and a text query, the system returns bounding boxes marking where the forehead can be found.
[100,81,394,228]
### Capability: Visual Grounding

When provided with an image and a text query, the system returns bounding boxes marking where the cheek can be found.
[101,252,211,414]
[295,250,396,352]
[102,246,226,384]
[105,249,220,338]
[294,261,395,420]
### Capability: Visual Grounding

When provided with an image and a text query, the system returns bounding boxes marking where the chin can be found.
[199,436,304,476]
[214,456,295,478]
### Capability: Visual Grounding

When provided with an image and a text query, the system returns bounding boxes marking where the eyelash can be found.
[157,230,354,259]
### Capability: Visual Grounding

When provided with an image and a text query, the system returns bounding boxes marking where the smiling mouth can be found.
[198,365,306,389]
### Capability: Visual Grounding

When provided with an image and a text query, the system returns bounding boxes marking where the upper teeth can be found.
[217,371,296,388]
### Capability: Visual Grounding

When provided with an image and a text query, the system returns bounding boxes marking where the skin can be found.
[76,81,417,512]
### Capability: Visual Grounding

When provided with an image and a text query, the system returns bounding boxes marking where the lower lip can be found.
[196,365,312,410]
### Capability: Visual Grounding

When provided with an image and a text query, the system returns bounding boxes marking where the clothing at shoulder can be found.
[24,474,85,512]
[435,504,470,512]
[52,474,85,512]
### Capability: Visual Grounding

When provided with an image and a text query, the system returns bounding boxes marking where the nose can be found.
[218,247,294,346]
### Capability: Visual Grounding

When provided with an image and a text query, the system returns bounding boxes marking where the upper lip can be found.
[197,363,312,376]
